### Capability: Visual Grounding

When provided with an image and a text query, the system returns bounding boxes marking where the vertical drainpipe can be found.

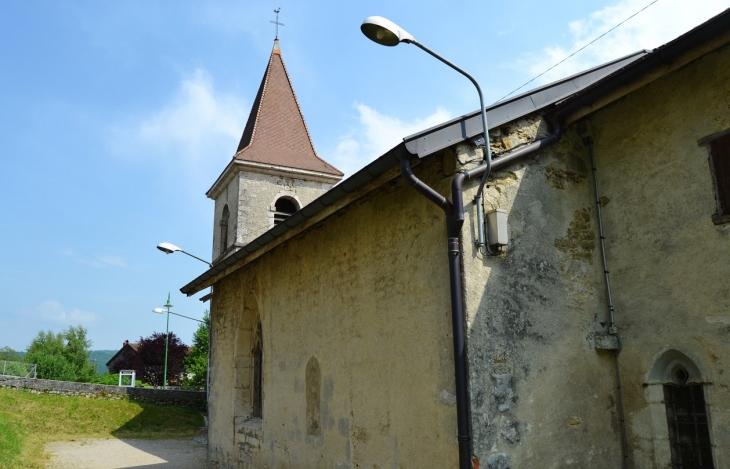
[400,157,471,469]
[398,124,562,469]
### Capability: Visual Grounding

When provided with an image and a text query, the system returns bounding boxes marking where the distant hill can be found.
[88,350,118,374]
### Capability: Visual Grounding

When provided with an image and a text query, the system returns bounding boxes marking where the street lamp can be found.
[361,16,491,469]
[152,293,173,390]
[360,16,494,251]
[156,241,213,403]
[152,293,204,390]
[156,242,213,267]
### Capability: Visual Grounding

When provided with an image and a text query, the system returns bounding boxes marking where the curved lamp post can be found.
[152,293,204,390]
[157,242,213,267]
[361,16,491,469]
[156,242,212,401]
[361,16,494,251]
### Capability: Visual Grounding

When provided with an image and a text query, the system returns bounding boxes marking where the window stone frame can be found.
[644,348,716,468]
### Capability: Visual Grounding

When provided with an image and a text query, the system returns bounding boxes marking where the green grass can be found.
[0,388,204,469]
[0,411,24,469]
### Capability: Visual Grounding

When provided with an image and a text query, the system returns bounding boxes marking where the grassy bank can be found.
[0,388,204,469]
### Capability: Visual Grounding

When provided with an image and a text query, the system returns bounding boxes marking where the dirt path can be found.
[45,435,207,469]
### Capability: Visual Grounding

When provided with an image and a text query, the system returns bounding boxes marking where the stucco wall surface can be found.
[208,157,459,468]
[588,45,730,468]
[459,118,621,468]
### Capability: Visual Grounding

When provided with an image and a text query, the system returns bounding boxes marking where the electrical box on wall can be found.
[486,209,509,247]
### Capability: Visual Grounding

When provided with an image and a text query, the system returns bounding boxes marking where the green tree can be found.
[0,346,21,362]
[183,311,210,390]
[26,331,64,357]
[62,326,93,376]
[24,326,95,382]
[33,353,77,381]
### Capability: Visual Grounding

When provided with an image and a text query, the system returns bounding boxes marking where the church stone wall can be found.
[208,157,459,469]
[213,174,240,260]
[212,170,335,262]
[235,171,334,246]
[459,119,623,468]
[461,45,730,468]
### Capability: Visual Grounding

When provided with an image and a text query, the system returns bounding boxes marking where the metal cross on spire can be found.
[270,8,284,39]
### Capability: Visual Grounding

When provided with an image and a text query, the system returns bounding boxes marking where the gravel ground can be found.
[45,435,207,469]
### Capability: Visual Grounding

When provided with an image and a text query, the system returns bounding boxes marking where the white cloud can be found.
[96,255,126,268]
[506,0,730,89]
[112,68,246,176]
[26,300,97,324]
[61,249,126,268]
[329,103,451,178]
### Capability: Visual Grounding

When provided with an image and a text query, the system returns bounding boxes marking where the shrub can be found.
[24,326,96,382]
[90,372,120,386]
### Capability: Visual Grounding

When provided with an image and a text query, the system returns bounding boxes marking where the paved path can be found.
[45,436,207,469]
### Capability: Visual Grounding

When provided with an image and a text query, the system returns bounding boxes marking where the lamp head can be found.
[152,308,166,314]
[360,16,415,46]
[157,242,181,254]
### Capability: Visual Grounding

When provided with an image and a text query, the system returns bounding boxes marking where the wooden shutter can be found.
[709,133,730,222]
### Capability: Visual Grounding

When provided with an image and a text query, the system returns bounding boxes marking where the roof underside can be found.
[234,43,343,176]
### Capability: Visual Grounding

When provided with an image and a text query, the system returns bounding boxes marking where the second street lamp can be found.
[152,294,173,390]
[152,293,204,390]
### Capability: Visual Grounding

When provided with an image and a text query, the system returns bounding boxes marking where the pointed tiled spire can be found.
[235,40,343,176]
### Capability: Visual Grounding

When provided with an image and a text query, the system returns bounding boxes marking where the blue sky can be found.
[1,0,728,351]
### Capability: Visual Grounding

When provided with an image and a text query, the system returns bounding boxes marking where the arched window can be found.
[663,366,714,468]
[252,322,263,418]
[648,349,715,468]
[273,197,298,225]
[219,205,229,255]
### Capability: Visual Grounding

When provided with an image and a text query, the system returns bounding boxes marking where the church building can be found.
[183,10,730,469]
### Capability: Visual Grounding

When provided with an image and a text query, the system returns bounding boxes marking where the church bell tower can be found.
[206,40,343,263]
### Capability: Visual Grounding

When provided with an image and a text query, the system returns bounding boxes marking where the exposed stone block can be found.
[594,334,619,350]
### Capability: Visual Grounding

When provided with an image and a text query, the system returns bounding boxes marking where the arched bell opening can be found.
[273,197,299,225]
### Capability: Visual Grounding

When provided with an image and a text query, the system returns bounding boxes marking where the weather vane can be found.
[270,8,284,40]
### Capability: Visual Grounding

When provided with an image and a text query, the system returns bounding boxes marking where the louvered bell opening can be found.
[273,197,298,225]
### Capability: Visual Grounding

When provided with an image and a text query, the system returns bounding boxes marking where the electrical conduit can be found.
[584,136,629,469]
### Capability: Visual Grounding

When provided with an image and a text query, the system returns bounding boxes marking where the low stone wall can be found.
[0,376,206,410]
